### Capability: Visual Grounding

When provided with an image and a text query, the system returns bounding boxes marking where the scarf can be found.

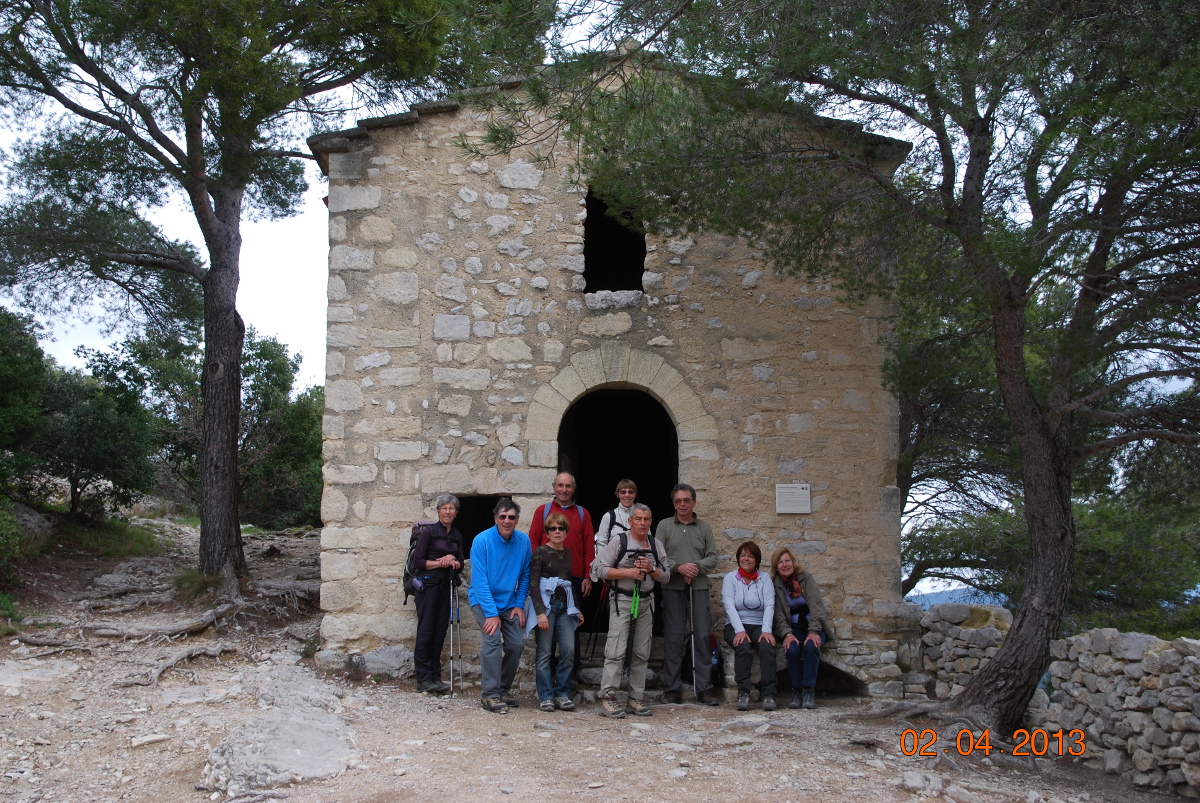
[737,567,759,583]
[780,570,802,597]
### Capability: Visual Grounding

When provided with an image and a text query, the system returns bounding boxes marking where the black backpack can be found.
[402,520,438,604]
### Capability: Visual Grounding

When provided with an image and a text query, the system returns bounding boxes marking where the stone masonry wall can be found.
[1039,629,1200,797]
[309,99,906,653]
[912,604,1200,797]
[917,602,1013,701]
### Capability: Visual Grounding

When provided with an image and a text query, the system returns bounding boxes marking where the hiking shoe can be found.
[433,680,451,693]
[801,688,816,709]
[503,693,520,708]
[600,698,626,719]
[697,689,721,706]
[481,697,508,714]
[737,692,750,711]
[762,696,777,712]
[789,691,802,709]
[416,680,437,693]
[661,689,682,705]
[539,699,555,712]
[554,696,576,711]
[627,699,653,717]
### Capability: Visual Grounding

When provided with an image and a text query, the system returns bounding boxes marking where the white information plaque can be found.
[775,483,811,514]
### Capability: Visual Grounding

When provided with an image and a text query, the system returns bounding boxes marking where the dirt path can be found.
[0,520,1158,803]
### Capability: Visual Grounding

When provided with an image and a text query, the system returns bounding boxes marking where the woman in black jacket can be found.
[412,493,465,693]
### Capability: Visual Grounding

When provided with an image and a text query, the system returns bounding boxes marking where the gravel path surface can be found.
[0,519,1157,803]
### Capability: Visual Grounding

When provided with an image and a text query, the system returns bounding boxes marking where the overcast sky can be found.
[22,163,330,390]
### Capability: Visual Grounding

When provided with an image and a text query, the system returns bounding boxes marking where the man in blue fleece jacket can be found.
[468,497,531,714]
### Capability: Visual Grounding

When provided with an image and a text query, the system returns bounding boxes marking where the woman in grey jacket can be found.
[722,540,778,711]
[770,546,830,709]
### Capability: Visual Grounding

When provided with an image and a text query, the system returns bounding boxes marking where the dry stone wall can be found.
[917,602,1012,700]
[1038,629,1200,797]
[912,604,1200,797]
[310,100,906,654]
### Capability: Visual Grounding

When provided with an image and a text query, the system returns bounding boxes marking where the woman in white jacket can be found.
[590,479,638,582]
[722,540,778,711]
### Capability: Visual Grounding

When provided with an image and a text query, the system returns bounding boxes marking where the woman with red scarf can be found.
[770,546,830,709]
[721,541,778,711]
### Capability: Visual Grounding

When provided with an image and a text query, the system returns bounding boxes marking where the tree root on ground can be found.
[16,632,74,647]
[115,642,237,687]
[842,702,1039,773]
[248,579,319,605]
[78,591,176,613]
[25,645,95,659]
[83,603,236,639]
[74,581,171,601]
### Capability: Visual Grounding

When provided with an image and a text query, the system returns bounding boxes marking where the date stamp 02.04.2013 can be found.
[901,728,1087,757]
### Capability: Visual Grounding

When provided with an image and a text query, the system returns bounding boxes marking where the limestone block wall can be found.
[918,603,1012,700]
[912,605,1200,796]
[309,100,905,651]
[1036,630,1200,796]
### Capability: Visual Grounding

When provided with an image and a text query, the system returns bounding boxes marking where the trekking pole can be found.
[687,583,697,688]
[622,584,638,691]
[587,583,607,661]
[446,578,453,696]
[451,576,458,696]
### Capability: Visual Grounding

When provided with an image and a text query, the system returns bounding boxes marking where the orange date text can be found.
[900,728,1086,757]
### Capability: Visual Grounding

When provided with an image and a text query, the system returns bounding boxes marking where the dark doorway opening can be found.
[558,389,678,639]
[558,389,678,528]
[583,189,646,292]
[453,494,505,556]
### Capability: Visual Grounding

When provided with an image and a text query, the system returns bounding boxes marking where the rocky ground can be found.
[0,519,1164,803]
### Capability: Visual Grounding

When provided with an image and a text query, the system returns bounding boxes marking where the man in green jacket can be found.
[656,483,721,705]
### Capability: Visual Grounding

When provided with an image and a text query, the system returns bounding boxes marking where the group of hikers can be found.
[408,473,829,717]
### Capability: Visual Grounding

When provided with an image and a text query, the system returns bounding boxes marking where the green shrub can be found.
[173,568,219,602]
[57,517,160,558]
[0,499,20,591]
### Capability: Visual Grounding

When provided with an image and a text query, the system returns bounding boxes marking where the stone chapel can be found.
[309,97,921,695]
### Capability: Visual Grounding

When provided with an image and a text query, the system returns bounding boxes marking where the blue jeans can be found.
[472,604,524,700]
[535,596,575,701]
[785,621,824,689]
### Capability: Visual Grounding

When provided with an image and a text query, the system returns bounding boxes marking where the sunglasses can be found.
[546,525,568,532]
[497,514,518,521]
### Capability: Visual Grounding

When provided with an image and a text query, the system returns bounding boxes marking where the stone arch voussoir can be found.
[522,345,719,489]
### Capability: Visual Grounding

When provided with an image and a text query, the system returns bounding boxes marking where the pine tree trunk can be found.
[948,298,1075,733]
[197,190,247,579]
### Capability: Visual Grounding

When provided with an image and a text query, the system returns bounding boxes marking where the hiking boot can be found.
[554,696,576,711]
[627,699,653,717]
[503,693,520,708]
[416,680,437,693]
[539,699,555,712]
[661,690,682,705]
[697,689,721,706]
[433,680,451,694]
[600,698,627,719]
[801,688,817,709]
[736,692,750,711]
[481,697,508,714]
[762,696,777,712]
[789,691,802,709]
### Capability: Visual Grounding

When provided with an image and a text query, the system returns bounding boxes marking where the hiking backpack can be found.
[402,520,438,605]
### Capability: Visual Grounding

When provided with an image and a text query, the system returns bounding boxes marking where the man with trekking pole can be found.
[593,503,669,718]
[657,483,721,706]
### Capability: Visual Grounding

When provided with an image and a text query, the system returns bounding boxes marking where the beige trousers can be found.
[600,591,654,700]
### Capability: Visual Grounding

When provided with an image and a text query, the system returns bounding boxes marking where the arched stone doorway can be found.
[558,388,678,527]
[523,343,721,504]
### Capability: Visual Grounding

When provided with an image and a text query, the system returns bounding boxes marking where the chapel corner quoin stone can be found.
[309,99,913,694]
